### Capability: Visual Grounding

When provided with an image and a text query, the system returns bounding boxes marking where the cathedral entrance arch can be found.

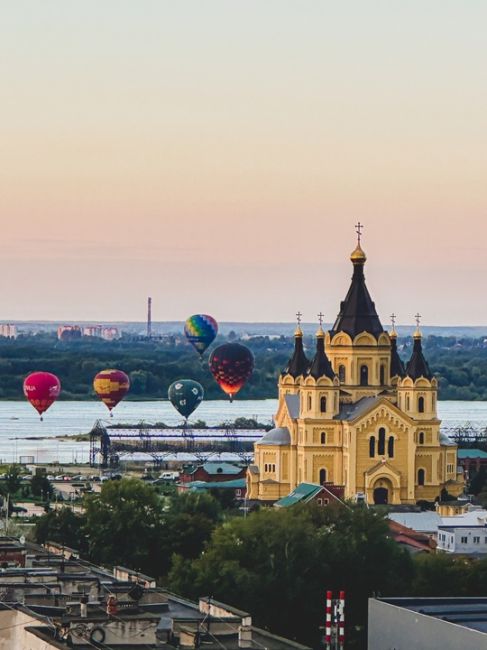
[372,478,393,505]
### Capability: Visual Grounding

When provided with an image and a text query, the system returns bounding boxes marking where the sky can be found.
[1,1,486,325]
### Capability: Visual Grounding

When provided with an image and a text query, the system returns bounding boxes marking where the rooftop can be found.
[377,597,487,635]
[458,448,487,459]
[0,537,309,649]
[274,482,323,508]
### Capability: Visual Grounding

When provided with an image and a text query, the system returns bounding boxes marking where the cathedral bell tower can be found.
[325,223,392,402]
[279,312,309,396]
[397,316,438,420]
[301,318,340,419]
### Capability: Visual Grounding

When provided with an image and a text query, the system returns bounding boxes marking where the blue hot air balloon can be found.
[184,314,218,357]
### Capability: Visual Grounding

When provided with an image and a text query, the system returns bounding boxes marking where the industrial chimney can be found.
[147,297,152,339]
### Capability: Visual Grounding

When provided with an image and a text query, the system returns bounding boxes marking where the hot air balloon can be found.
[168,379,204,420]
[184,314,218,357]
[93,369,130,417]
[209,343,254,401]
[23,371,61,420]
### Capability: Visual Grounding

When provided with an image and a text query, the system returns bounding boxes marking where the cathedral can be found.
[247,231,464,505]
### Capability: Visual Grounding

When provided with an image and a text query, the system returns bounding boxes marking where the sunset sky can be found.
[1,1,486,325]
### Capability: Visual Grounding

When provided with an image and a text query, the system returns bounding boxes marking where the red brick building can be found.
[178,462,247,486]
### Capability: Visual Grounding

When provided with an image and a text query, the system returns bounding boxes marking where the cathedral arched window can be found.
[418,396,425,413]
[319,468,327,484]
[338,365,346,383]
[406,395,410,410]
[321,432,326,445]
[320,396,327,413]
[419,431,424,445]
[360,365,369,386]
[418,468,425,486]
[380,365,385,385]
[308,394,312,410]
[378,427,386,455]
[388,436,394,458]
[264,464,268,472]
[369,436,376,458]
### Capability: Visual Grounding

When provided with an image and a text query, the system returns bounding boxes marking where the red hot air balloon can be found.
[93,369,130,416]
[209,343,254,401]
[23,372,61,420]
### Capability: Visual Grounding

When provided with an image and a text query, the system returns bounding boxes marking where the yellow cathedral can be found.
[247,233,464,505]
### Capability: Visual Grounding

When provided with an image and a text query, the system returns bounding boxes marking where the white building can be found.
[389,509,487,554]
[437,512,487,554]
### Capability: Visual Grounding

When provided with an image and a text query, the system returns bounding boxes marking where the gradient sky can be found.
[1,1,486,325]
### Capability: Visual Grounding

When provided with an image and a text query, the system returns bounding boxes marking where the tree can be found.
[31,475,53,499]
[34,507,87,551]
[469,467,486,495]
[168,504,413,649]
[5,465,21,494]
[84,478,164,576]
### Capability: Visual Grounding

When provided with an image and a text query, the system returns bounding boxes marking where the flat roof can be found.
[378,597,487,634]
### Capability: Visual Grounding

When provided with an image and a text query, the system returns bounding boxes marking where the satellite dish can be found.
[19,536,25,545]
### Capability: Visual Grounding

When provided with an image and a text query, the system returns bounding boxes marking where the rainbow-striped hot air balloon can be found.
[184,314,218,357]
[93,369,130,417]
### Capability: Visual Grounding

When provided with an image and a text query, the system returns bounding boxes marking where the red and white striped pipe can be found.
[325,590,332,647]
[338,590,345,648]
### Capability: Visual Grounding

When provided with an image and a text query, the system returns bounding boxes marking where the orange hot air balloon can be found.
[93,369,130,416]
[23,372,61,420]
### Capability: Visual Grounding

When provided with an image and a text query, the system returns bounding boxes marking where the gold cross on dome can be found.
[317,312,324,326]
[390,313,396,329]
[414,313,422,328]
[355,221,363,243]
[296,311,302,325]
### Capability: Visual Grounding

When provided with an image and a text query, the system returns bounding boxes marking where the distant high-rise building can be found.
[57,325,82,340]
[83,325,103,338]
[101,327,120,341]
[0,324,17,339]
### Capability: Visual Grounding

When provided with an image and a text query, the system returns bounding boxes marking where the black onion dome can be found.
[331,245,384,339]
[282,329,309,378]
[405,333,432,380]
[390,335,405,378]
[308,330,335,380]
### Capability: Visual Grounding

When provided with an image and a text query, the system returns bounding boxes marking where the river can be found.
[0,400,485,464]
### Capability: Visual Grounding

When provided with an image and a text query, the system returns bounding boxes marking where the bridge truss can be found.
[88,420,265,468]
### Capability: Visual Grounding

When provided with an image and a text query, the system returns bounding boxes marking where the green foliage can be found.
[168,504,413,649]
[83,479,223,578]
[5,465,21,494]
[0,332,486,400]
[30,475,53,499]
[34,507,87,551]
[469,467,487,495]
[84,478,164,575]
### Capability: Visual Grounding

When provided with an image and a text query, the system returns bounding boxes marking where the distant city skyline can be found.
[1,2,487,324]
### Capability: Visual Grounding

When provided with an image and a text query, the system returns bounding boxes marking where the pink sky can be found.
[1,2,486,324]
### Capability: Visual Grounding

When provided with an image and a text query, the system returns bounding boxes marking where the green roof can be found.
[188,478,246,490]
[457,449,487,459]
[274,483,323,508]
